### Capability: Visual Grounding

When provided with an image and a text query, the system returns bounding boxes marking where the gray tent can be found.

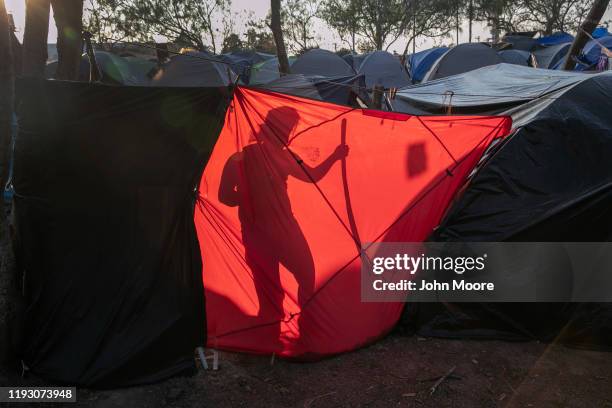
[357,50,411,88]
[343,53,368,71]
[392,63,586,115]
[151,51,236,87]
[533,43,571,69]
[498,49,532,66]
[291,49,354,77]
[422,43,503,81]
[501,34,538,51]
[249,57,297,85]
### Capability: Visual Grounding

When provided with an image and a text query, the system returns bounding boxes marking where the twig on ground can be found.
[304,391,336,408]
[417,373,462,383]
[430,366,457,396]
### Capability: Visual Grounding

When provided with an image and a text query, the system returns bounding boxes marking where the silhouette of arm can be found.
[218,152,242,206]
[287,145,349,182]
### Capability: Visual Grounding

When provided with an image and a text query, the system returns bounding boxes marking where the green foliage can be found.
[83,0,232,52]
[222,32,243,53]
[282,0,321,53]
[244,18,277,54]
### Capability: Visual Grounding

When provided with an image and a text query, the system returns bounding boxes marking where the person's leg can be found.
[243,229,284,348]
[279,224,315,339]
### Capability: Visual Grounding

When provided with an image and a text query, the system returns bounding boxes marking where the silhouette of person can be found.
[218,106,348,346]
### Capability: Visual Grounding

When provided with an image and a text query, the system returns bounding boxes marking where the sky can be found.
[5,0,611,54]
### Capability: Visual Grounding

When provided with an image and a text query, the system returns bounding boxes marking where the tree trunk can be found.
[0,0,12,214]
[0,0,17,366]
[563,0,610,70]
[51,0,84,81]
[468,0,473,42]
[270,0,290,75]
[22,0,50,78]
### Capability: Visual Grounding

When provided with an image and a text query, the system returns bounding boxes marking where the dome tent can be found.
[408,47,448,83]
[533,43,571,69]
[249,56,297,85]
[498,49,531,66]
[343,53,368,71]
[151,51,237,87]
[290,48,355,77]
[357,50,411,88]
[422,43,502,81]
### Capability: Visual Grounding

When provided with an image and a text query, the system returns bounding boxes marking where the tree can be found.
[323,0,409,51]
[83,0,232,52]
[270,0,290,74]
[357,0,409,50]
[22,0,50,77]
[222,33,243,53]
[282,0,320,53]
[320,0,364,53]
[474,0,528,41]
[52,0,84,80]
[563,0,610,69]
[521,0,595,35]
[0,0,12,220]
[401,0,456,55]
[244,21,277,53]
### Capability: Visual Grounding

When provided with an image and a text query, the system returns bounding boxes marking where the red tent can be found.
[195,87,511,358]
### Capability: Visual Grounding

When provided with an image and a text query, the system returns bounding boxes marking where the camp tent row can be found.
[13,51,612,387]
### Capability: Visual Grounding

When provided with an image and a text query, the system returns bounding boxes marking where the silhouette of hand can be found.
[334,144,349,160]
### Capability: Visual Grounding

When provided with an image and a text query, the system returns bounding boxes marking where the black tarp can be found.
[259,74,371,106]
[12,79,230,387]
[403,73,612,349]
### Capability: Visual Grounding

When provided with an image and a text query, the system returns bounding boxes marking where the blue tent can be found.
[593,27,610,39]
[408,47,448,83]
[533,43,571,69]
[537,32,573,46]
[577,35,612,70]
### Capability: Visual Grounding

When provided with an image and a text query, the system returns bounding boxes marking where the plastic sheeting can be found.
[357,50,411,88]
[195,86,511,358]
[536,32,573,46]
[392,64,586,115]
[423,43,502,81]
[13,79,230,387]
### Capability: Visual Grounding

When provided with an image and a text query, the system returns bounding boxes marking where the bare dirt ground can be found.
[1,334,612,408]
[2,215,612,408]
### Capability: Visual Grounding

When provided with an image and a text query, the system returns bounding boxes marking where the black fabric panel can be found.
[403,75,612,349]
[12,79,229,387]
